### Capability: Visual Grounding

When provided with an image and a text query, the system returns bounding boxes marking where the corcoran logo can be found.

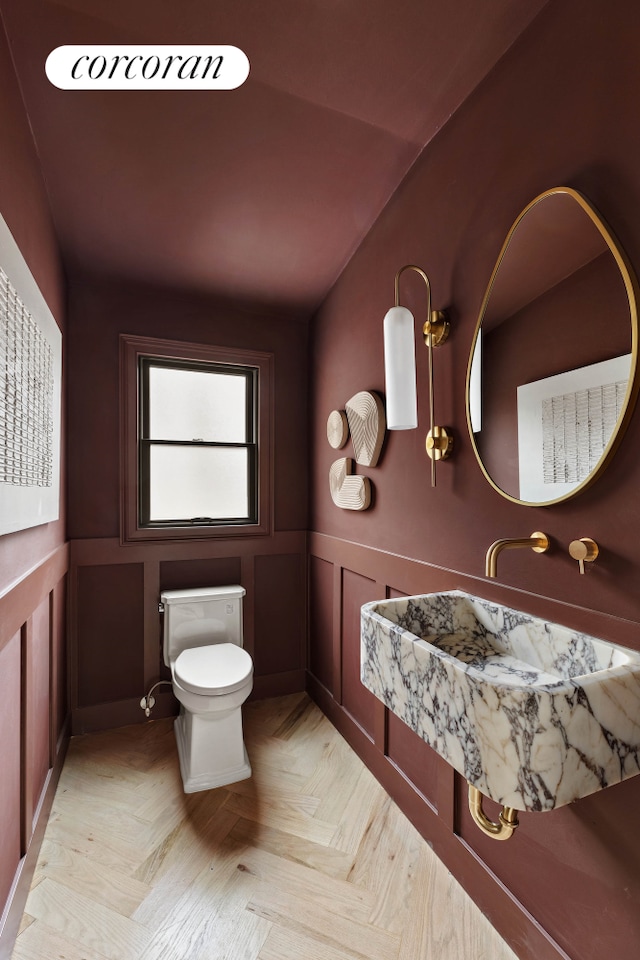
[45,45,250,90]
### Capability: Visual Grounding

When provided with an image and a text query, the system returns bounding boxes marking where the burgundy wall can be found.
[0,16,69,954]
[308,3,640,960]
[66,273,309,733]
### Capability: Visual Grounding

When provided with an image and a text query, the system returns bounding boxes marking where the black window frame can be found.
[138,356,259,529]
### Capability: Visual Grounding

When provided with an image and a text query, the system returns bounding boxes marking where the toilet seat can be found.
[174,643,253,696]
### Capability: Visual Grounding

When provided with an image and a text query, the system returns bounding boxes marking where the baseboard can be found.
[72,670,307,735]
[251,668,306,700]
[72,689,178,734]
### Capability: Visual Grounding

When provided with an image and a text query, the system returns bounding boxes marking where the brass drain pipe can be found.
[468,785,519,840]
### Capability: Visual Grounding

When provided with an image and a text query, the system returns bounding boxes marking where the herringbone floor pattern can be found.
[12,694,518,960]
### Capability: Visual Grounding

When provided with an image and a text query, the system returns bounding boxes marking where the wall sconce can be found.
[383,264,453,485]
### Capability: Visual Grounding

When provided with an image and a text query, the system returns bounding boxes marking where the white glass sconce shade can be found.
[383,305,418,429]
[469,328,482,433]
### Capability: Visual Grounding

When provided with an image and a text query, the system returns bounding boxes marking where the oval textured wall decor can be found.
[326,409,349,449]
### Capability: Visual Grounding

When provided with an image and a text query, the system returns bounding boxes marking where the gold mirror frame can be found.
[466,187,640,506]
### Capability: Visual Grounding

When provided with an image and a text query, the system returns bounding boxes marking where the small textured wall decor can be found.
[328,390,385,511]
[329,457,371,511]
[0,212,62,534]
[326,408,349,449]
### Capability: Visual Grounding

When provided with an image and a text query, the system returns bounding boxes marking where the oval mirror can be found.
[466,187,639,505]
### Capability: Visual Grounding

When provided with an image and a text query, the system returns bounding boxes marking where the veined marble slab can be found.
[361,590,640,811]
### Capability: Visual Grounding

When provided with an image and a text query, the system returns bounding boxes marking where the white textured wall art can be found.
[517,354,631,502]
[0,213,62,534]
[541,380,626,484]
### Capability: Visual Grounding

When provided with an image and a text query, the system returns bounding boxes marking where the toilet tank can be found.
[160,585,246,666]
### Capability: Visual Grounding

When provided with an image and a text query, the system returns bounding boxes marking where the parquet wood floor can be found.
[11,694,518,960]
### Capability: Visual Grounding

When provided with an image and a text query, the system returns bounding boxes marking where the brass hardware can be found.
[468,784,519,841]
[485,531,550,579]
[569,537,599,574]
[426,425,453,460]
[392,265,452,487]
[422,309,450,348]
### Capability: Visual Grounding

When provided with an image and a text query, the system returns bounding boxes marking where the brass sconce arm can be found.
[393,264,449,347]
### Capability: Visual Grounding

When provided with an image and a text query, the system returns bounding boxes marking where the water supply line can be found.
[140,679,173,717]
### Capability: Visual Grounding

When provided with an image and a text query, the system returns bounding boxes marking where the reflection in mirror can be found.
[466,187,638,505]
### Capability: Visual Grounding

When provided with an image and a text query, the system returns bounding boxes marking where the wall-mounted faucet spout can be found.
[485,531,550,579]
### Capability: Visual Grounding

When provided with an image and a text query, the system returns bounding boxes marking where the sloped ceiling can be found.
[0,0,549,314]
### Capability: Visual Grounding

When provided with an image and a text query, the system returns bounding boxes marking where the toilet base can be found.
[174,707,252,793]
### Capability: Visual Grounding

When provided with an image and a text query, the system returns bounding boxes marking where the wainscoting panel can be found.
[0,631,21,920]
[51,578,67,748]
[386,712,442,813]
[159,556,242,592]
[76,563,145,707]
[0,543,70,960]
[340,568,382,742]
[254,553,306,676]
[24,598,51,837]
[308,554,334,694]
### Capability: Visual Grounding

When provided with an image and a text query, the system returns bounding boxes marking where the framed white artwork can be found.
[0,212,62,535]
[517,354,631,502]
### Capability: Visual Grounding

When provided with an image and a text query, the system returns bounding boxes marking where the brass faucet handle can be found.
[569,538,599,575]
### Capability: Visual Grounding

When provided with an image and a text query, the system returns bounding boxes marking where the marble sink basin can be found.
[361,590,640,812]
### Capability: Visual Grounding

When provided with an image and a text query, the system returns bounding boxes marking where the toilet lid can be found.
[174,643,253,695]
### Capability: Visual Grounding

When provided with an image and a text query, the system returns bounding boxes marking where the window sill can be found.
[119,521,271,546]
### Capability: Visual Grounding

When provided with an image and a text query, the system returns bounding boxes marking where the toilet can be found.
[160,585,253,793]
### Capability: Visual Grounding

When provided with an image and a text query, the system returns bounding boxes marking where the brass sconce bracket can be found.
[426,425,453,461]
[422,310,450,347]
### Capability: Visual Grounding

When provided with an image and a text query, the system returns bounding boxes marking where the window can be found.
[140,358,257,527]
[120,336,273,542]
